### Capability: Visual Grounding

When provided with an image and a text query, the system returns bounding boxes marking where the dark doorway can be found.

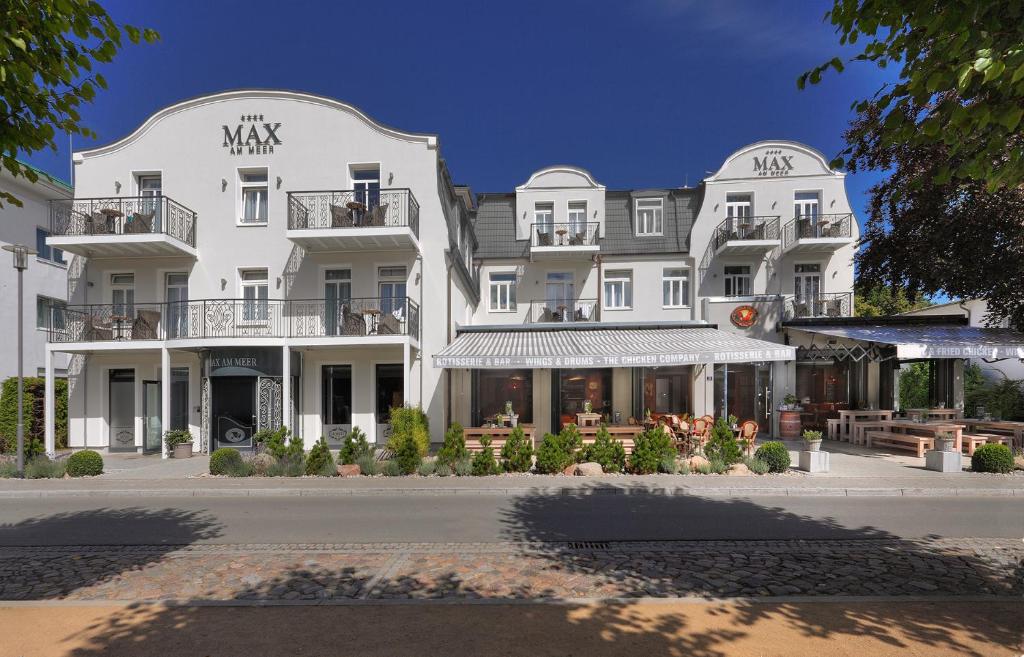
[375,363,404,444]
[211,377,255,449]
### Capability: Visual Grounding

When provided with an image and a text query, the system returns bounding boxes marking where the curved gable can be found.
[517,165,605,191]
[708,140,838,181]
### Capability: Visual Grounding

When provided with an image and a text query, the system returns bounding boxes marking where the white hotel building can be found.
[46,87,995,456]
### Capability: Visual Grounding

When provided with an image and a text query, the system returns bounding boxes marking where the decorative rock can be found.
[727,463,750,476]
[250,453,276,476]
[575,462,604,476]
[562,464,578,476]
[336,463,361,477]
[687,455,710,469]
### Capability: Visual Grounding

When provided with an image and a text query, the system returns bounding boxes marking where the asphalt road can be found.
[0,494,1020,545]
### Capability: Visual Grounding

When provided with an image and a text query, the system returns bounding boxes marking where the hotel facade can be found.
[40,88,910,456]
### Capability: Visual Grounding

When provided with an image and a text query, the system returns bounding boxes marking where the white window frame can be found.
[635,198,664,236]
[567,200,587,234]
[603,269,633,310]
[109,273,135,316]
[534,202,554,233]
[723,265,751,297]
[662,268,690,308]
[488,271,517,313]
[239,268,269,322]
[36,295,66,331]
[35,226,65,266]
[350,163,382,210]
[794,190,822,220]
[238,168,269,226]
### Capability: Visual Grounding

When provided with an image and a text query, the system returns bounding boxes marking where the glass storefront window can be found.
[713,362,772,425]
[322,365,353,425]
[796,362,849,405]
[556,369,612,428]
[472,370,533,425]
[638,366,692,416]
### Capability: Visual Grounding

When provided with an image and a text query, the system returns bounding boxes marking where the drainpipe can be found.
[958,300,972,325]
[594,254,602,321]
[417,252,424,409]
[444,251,453,429]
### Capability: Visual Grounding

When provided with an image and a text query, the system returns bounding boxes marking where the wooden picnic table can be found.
[577,425,644,455]
[870,420,964,454]
[959,419,1024,448]
[837,409,893,442]
[905,408,962,421]
[464,426,536,453]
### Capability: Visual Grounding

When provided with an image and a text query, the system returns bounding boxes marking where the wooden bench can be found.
[464,428,535,455]
[962,433,1011,456]
[865,431,933,458]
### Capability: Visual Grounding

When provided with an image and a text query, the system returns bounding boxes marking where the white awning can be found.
[791,324,1024,360]
[433,326,795,369]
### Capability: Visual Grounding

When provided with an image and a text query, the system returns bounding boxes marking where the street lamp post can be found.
[3,244,38,475]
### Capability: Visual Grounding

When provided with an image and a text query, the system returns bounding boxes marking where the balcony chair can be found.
[378,310,403,335]
[576,302,593,321]
[826,298,843,317]
[826,222,844,238]
[796,217,814,238]
[83,315,113,341]
[340,305,367,336]
[132,309,161,340]
[791,300,810,318]
[124,211,154,234]
[535,230,553,247]
[329,204,354,228]
[364,203,390,227]
[89,213,111,235]
[569,229,588,246]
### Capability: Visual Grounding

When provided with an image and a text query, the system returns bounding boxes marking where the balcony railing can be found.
[286,189,420,238]
[530,222,599,248]
[49,196,197,247]
[47,297,420,343]
[783,292,852,320]
[711,215,780,251]
[528,298,598,323]
[781,213,853,249]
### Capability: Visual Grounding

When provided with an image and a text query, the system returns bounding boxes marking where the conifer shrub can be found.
[578,425,626,473]
[500,426,534,473]
[535,424,582,474]
[339,427,372,465]
[628,428,675,474]
[304,437,336,476]
[471,435,500,476]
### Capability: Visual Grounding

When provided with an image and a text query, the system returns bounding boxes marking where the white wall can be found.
[514,167,605,242]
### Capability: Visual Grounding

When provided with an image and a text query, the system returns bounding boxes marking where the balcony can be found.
[46,297,420,345]
[530,222,599,259]
[528,298,598,323]
[48,196,197,257]
[781,213,855,253]
[286,189,420,251]
[712,215,780,256]
[783,292,853,320]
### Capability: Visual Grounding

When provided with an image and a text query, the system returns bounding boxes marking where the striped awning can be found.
[433,326,795,369]
[790,324,1024,360]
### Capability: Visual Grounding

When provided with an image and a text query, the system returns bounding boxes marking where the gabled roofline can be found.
[74,88,438,160]
[706,140,841,182]
[515,165,605,191]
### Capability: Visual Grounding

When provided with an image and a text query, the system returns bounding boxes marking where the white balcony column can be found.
[44,347,55,457]
[161,347,171,459]
[403,341,411,407]
[282,345,292,435]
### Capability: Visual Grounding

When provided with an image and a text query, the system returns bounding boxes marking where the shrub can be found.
[676,460,691,475]
[267,456,304,477]
[418,459,437,476]
[535,425,582,474]
[339,427,372,465]
[579,426,626,473]
[629,428,675,474]
[755,441,791,473]
[305,437,335,476]
[708,458,728,474]
[500,426,534,473]
[471,435,500,476]
[210,448,243,475]
[453,456,473,476]
[249,453,276,476]
[355,453,379,476]
[163,429,193,452]
[744,456,770,475]
[434,461,453,477]
[705,417,742,465]
[0,376,69,455]
[24,455,66,478]
[971,443,1014,473]
[379,460,401,477]
[437,422,469,467]
[394,430,422,474]
[387,406,430,457]
[255,427,290,459]
[658,454,678,474]
[66,449,103,477]
[0,460,17,478]
[224,458,253,477]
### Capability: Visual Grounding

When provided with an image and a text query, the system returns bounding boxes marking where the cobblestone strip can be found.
[361,550,411,600]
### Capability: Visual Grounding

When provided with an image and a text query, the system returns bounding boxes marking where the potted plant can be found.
[802,429,823,452]
[782,393,799,411]
[583,399,594,414]
[934,431,955,452]
[164,429,194,458]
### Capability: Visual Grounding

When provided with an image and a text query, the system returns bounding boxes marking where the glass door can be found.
[324,269,352,336]
[714,363,772,428]
[166,273,188,338]
[375,364,404,444]
[725,193,752,237]
[138,175,162,232]
[109,369,136,452]
[378,267,407,317]
[143,380,162,453]
[794,191,821,237]
[794,264,822,317]
[545,272,574,322]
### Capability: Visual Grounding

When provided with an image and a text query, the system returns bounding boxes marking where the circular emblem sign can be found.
[730,305,758,328]
[224,427,246,443]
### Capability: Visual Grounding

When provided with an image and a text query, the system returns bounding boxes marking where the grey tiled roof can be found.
[472,188,699,259]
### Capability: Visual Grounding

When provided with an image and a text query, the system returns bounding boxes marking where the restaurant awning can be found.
[432,323,795,369]
[789,323,1024,360]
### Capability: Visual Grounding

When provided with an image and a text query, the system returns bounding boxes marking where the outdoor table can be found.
[346,201,367,225]
[463,426,535,453]
[100,207,124,232]
[837,409,893,442]
[959,419,1024,449]
[850,419,892,446]
[576,412,601,428]
[905,408,962,421]
[577,425,643,454]
[872,420,964,453]
[362,309,380,334]
[555,228,568,245]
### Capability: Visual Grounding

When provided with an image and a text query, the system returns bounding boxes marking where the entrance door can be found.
[714,363,772,428]
[375,364,404,443]
[109,369,136,451]
[211,377,255,449]
[143,381,162,453]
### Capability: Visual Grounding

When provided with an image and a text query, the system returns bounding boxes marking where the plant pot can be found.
[805,439,822,453]
[173,442,194,459]
[934,437,955,453]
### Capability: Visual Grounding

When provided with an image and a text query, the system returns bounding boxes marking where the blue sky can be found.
[25,0,892,210]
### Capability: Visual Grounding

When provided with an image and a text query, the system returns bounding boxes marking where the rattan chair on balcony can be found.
[535,229,553,247]
[340,305,367,336]
[364,203,390,227]
[378,311,402,335]
[329,204,354,228]
[132,309,161,340]
[83,315,113,341]
[791,300,810,318]
[124,212,154,234]
[89,213,111,235]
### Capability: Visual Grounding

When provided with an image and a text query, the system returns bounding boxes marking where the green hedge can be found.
[67,449,104,477]
[0,377,68,455]
[971,443,1014,473]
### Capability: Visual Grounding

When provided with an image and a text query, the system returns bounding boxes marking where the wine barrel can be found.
[778,410,802,438]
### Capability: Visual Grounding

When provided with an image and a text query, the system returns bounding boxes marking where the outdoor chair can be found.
[90,213,111,235]
[791,300,809,318]
[378,310,402,335]
[796,217,814,238]
[340,305,367,336]
[84,314,113,341]
[124,212,154,234]
[738,420,758,456]
[330,204,354,228]
[690,416,711,449]
[535,229,553,247]
[569,230,587,246]
[132,309,161,340]
[365,203,389,227]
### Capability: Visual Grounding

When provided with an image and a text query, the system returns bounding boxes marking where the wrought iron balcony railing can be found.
[530,222,599,248]
[711,215,780,251]
[528,298,598,323]
[783,292,853,320]
[49,196,197,247]
[781,213,853,249]
[46,297,420,343]
[286,189,420,238]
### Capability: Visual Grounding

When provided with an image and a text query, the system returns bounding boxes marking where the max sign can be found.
[222,114,282,155]
[753,149,793,177]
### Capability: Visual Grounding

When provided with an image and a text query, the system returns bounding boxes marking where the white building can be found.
[0,167,72,381]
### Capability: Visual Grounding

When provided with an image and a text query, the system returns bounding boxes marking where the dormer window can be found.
[635,198,663,236]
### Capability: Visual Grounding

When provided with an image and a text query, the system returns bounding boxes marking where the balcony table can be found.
[555,228,568,245]
[346,201,367,226]
[99,207,124,232]
[837,409,893,442]
[362,309,381,335]
[110,315,131,340]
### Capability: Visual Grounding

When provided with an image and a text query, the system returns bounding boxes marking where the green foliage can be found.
[802,430,823,442]
[744,456,770,475]
[471,435,500,476]
[0,1,159,207]
[754,441,791,473]
[387,406,430,457]
[393,430,422,475]
[579,426,626,473]
[434,461,453,477]
[899,363,931,410]
[629,428,675,474]
[255,427,293,460]
[704,418,742,465]
[854,284,933,317]
[0,461,17,478]
[304,437,335,476]
[379,460,401,477]
[499,426,534,473]
[0,377,68,455]
[971,443,1014,473]
[24,455,65,479]
[355,454,379,476]
[965,370,1024,420]
[658,454,678,474]
[163,429,192,451]
[209,448,242,475]
[66,449,103,477]
[417,459,436,476]
[535,425,582,474]
[453,456,473,476]
[437,422,468,467]
[339,427,372,465]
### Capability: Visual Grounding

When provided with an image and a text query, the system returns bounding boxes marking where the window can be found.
[794,191,821,220]
[35,228,65,265]
[379,266,407,316]
[166,273,189,338]
[635,198,663,236]
[794,263,822,315]
[723,266,751,297]
[489,271,517,312]
[534,202,554,233]
[473,369,533,426]
[322,365,353,427]
[240,269,268,321]
[138,175,163,230]
[567,201,587,235]
[240,170,268,224]
[352,166,381,209]
[324,269,352,336]
[725,193,753,234]
[603,269,633,309]
[110,273,135,317]
[662,268,689,308]
[36,296,65,330]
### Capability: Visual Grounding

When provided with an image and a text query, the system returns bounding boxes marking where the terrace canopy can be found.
[432,323,795,369]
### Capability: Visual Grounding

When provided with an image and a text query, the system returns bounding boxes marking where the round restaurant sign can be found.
[730,305,758,328]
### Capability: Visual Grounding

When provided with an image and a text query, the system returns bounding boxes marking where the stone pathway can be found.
[0,538,1020,602]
